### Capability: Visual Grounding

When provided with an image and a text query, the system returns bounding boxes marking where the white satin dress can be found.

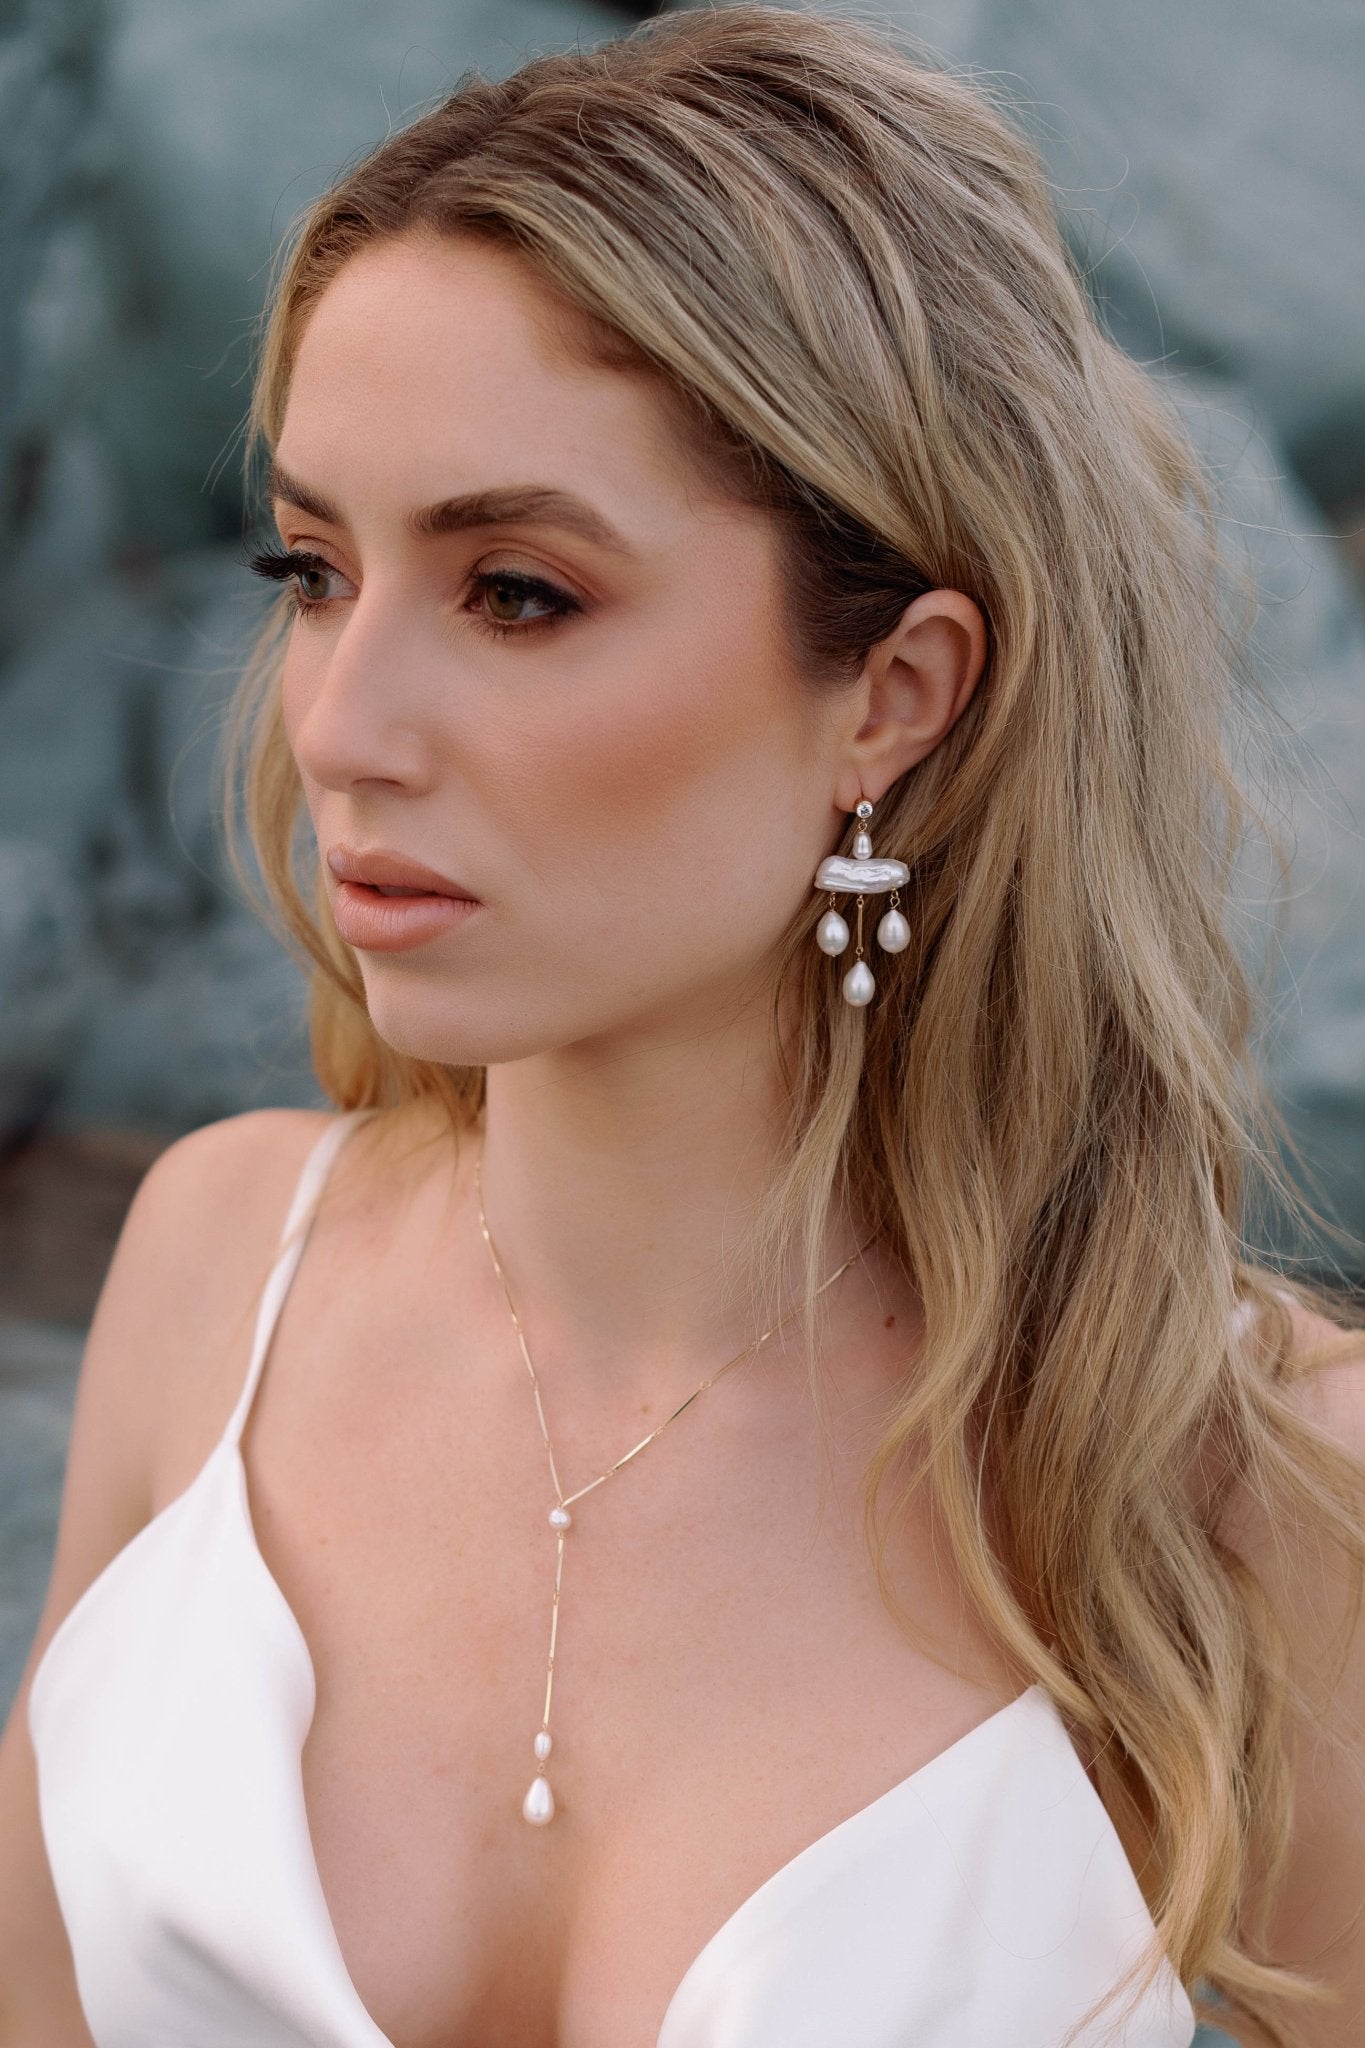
[27,1108,1198,2046]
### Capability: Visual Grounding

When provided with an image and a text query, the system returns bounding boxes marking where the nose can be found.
[286,590,447,797]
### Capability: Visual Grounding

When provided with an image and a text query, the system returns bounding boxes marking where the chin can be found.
[358,979,560,1068]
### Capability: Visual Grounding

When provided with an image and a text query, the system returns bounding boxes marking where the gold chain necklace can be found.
[474,1141,869,1825]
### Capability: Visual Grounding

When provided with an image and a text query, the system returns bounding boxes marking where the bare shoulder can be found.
[6,1096,452,1702]
[138,1101,459,1480]
[126,1106,344,1398]
[135,1107,369,1489]
[12,1108,342,1684]
[0,1108,358,2030]
[1279,1296,1365,1450]
[143,1103,343,1232]
[1215,1293,1365,1662]
[1217,1296,1365,2048]
[1220,1294,1365,1531]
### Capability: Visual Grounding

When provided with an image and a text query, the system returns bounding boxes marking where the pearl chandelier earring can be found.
[812,797,910,1006]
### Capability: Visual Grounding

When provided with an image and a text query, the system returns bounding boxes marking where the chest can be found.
[160,1258,1027,2048]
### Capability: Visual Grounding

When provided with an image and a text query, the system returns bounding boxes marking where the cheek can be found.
[493,616,818,956]
[537,684,739,831]
[280,645,319,774]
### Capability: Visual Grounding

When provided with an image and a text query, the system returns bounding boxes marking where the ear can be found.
[830,589,988,815]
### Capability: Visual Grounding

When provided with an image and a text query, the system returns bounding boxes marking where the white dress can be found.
[28,1109,1197,2046]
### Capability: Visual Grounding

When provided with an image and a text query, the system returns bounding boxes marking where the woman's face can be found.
[273,232,881,1065]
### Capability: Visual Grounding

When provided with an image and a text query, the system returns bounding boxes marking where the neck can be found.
[469,997,888,1403]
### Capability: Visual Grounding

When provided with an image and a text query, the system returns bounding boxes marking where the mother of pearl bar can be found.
[815,855,910,894]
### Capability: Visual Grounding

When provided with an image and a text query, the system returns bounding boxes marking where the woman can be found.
[2,8,1363,2045]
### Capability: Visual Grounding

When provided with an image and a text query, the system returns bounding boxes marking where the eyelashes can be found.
[243,544,584,639]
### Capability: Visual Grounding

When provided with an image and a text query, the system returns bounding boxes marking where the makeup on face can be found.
[270,234,830,1063]
[325,842,483,952]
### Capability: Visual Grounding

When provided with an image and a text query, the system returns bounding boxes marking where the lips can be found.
[325,843,478,900]
[326,844,483,954]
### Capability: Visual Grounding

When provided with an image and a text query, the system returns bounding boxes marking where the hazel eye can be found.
[465,568,583,639]
[296,558,338,604]
[243,544,585,639]
[245,545,350,619]
[484,574,545,624]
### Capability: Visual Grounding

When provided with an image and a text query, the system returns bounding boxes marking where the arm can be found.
[0,1108,331,2045]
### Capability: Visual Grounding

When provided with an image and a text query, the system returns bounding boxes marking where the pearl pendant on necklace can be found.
[523,1502,573,1825]
[523,1729,555,1825]
[479,1139,866,1840]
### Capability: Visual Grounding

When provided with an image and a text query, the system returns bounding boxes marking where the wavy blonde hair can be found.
[221,8,1365,2041]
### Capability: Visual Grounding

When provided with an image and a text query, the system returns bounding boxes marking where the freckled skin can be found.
[278,232,850,1067]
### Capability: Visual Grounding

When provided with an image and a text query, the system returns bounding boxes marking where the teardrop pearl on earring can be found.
[842,958,876,1006]
[843,893,875,1004]
[877,891,910,953]
[817,902,850,955]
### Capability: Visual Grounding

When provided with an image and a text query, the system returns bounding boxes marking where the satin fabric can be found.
[29,1109,1196,2047]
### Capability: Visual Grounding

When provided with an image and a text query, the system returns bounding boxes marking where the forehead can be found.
[278,233,710,526]
[292,233,584,388]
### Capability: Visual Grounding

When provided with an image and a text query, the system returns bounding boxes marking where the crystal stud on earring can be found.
[812,799,909,1007]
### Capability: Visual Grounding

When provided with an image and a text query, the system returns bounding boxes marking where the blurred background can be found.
[0,5,1361,1998]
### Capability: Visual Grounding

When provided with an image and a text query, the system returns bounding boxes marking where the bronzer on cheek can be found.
[520,532,796,855]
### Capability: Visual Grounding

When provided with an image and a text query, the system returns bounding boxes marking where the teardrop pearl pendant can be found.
[811,799,910,1006]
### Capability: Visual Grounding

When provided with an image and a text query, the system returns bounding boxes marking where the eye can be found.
[242,545,585,638]
[244,545,351,621]
[464,567,583,639]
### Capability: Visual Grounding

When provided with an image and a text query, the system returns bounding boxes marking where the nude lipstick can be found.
[326,843,482,953]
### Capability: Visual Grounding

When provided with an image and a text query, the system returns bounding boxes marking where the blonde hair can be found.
[221,8,1365,2040]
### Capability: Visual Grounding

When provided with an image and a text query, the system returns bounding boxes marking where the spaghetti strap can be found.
[219,1107,381,1453]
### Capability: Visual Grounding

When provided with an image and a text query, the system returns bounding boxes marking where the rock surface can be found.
[0,0,122,661]
[889,0,1365,519]
[0,1320,82,1718]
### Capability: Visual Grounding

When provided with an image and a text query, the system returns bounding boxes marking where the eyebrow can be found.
[266,459,635,556]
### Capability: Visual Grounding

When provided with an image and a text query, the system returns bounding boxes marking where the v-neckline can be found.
[225,1439,1046,2048]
